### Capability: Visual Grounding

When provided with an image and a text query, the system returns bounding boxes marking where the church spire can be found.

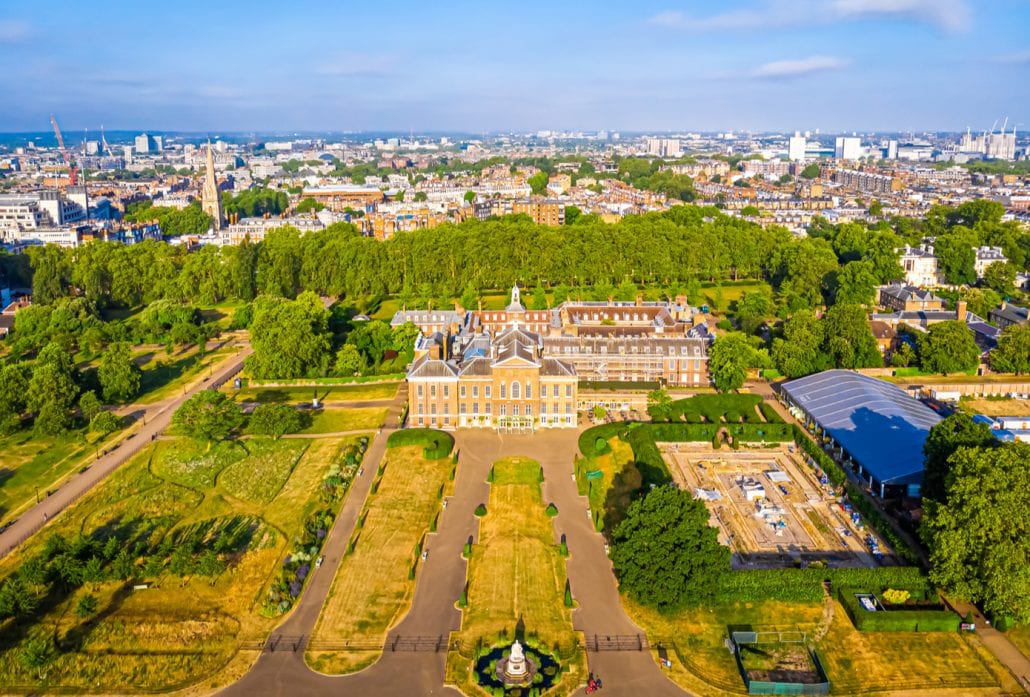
[202,139,225,231]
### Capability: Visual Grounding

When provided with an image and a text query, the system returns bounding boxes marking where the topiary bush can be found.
[545,502,559,517]
[474,503,487,517]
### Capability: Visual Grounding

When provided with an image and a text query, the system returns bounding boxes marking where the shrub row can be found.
[836,586,959,632]
[577,423,626,457]
[710,566,933,605]
[649,394,764,424]
[387,428,455,459]
[758,401,784,423]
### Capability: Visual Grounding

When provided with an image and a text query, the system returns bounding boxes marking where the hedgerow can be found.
[387,428,455,459]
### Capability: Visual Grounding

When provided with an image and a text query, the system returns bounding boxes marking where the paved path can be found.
[219,426,692,696]
[945,597,1030,692]
[218,387,466,696]
[0,343,253,559]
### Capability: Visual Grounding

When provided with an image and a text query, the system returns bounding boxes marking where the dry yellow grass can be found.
[307,445,451,674]
[817,601,1001,694]
[959,397,1030,417]
[625,596,1005,697]
[0,436,365,693]
[447,457,584,696]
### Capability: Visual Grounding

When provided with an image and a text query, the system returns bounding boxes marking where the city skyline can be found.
[0,0,1028,133]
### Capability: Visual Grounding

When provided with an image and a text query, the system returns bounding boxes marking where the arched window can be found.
[511,381,521,399]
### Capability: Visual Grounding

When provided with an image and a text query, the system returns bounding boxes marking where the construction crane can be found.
[49,114,78,186]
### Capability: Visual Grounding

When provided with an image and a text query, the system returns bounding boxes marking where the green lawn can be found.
[301,407,389,434]
[0,428,123,525]
[136,344,235,404]
[0,434,360,693]
[576,437,636,530]
[226,382,400,404]
[447,458,584,696]
[307,445,452,674]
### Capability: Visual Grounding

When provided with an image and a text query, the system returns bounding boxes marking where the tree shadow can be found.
[59,582,134,653]
[602,461,644,536]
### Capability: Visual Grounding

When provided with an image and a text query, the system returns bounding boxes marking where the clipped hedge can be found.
[387,428,455,459]
[758,401,784,423]
[649,394,764,424]
[577,423,626,457]
[836,586,960,632]
[711,566,933,605]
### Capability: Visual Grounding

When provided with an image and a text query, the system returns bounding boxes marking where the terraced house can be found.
[400,286,714,431]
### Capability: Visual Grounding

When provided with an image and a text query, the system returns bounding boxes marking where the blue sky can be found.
[0,0,1028,133]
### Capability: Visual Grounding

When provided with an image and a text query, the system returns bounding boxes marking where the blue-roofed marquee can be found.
[782,370,942,492]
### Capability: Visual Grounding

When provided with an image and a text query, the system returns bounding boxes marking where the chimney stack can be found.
[956,300,967,323]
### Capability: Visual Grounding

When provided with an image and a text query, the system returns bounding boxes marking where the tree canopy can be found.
[708,332,754,392]
[247,403,303,440]
[610,486,729,612]
[917,321,980,375]
[921,413,997,503]
[990,324,1030,374]
[246,292,332,379]
[172,391,243,444]
[923,442,1030,623]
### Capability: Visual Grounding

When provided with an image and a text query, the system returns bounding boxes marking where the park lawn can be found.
[1006,626,1030,658]
[301,407,389,434]
[218,439,309,504]
[0,433,354,694]
[136,343,236,405]
[958,397,1030,417]
[226,382,400,404]
[625,597,823,696]
[0,428,125,526]
[701,281,771,311]
[307,445,452,674]
[447,458,584,697]
[815,601,1002,695]
[576,437,635,526]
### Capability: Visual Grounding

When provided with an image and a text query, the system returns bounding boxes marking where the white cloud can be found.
[647,0,971,33]
[752,55,850,78]
[995,48,1030,64]
[0,20,30,42]
[831,0,971,32]
[315,53,399,77]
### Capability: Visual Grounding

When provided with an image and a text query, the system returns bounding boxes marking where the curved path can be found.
[0,341,253,559]
[220,427,691,697]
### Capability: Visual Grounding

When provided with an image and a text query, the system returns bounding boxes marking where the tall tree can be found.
[26,245,69,305]
[27,343,79,435]
[771,310,827,378]
[172,391,243,445]
[822,304,882,369]
[918,321,980,375]
[921,413,997,503]
[708,332,754,392]
[610,486,729,611]
[247,403,303,440]
[247,292,331,379]
[923,443,1030,623]
[98,342,142,403]
[834,260,878,305]
[990,324,1030,374]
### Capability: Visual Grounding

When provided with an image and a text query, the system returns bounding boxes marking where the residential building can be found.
[511,199,564,226]
[834,136,863,161]
[990,302,1028,330]
[878,284,946,312]
[897,244,941,287]
[788,133,807,162]
[973,246,1008,278]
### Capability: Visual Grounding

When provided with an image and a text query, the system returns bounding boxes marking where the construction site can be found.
[660,442,893,569]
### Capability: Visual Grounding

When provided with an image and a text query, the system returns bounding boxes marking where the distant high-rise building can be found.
[645,137,682,158]
[122,145,133,164]
[886,140,899,160]
[202,141,224,231]
[834,136,863,160]
[134,133,153,154]
[788,132,807,162]
[153,135,163,152]
[85,140,100,156]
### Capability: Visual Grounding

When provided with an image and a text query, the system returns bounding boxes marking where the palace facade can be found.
[400,286,714,432]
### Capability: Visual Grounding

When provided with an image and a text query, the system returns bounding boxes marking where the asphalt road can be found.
[0,343,252,559]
